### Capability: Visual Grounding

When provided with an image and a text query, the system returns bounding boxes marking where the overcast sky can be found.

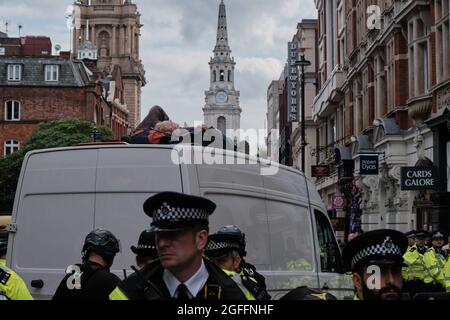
[0,0,317,132]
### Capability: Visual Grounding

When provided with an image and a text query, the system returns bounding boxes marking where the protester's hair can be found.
[154,120,180,133]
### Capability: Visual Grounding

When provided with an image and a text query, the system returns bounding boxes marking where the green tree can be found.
[0,119,113,211]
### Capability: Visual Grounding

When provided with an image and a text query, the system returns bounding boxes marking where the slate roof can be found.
[0,56,93,87]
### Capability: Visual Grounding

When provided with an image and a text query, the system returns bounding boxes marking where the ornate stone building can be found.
[312,0,450,237]
[204,0,241,133]
[73,0,146,128]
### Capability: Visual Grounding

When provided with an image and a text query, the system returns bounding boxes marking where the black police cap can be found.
[405,230,416,238]
[143,192,216,232]
[431,231,444,240]
[415,230,428,239]
[131,227,157,256]
[342,229,408,272]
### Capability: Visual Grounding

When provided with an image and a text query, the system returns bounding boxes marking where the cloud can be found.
[1,0,318,132]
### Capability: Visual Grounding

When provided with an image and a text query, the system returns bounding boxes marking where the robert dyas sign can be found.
[401,167,438,191]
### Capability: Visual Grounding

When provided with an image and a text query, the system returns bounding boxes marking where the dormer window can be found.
[7,64,22,82]
[45,65,59,82]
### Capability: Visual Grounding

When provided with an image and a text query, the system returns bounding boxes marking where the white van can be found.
[6,144,353,299]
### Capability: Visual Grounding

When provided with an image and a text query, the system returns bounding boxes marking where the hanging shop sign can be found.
[360,155,379,175]
[400,167,438,190]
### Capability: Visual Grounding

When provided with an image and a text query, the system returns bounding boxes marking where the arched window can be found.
[4,101,20,121]
[4,140,20,156]
[220,70,225,81]
[217,116,226,134]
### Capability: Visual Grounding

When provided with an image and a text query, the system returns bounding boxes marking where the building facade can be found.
[267,80,283,162]
[291,20,319,179]
[73,0,146,129]
[312,0,450,238]
[0,36,129,158]
[204,0,241,133]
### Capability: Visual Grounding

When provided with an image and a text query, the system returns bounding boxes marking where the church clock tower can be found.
[203,0,241,134]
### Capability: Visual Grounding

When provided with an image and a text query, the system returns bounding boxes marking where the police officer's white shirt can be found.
[163,259,209,299]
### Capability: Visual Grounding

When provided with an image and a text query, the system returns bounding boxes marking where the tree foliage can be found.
[0,119,113,211]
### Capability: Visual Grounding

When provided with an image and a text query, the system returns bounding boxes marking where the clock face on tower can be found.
[215,91,228,103]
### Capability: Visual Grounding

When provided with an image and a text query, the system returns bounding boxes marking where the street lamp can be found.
[295,54,311,173]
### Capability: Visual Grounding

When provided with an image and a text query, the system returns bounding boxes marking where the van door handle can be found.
[31,280,44,289]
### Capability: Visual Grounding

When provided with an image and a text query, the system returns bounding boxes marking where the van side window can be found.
[314,210,342,273]
[207,194,271,270]
[266,201,314,272]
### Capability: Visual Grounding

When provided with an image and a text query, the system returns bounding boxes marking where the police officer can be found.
[342,229,408,300]
[423,231,446,292]
[52,229,121,300]
[204,225,271,300]
[444,253,450,293]
[0,233,33,300]
[112,192,246,300]
[405,230,416,250]
[131,227,158,269]
[402,230,428,297]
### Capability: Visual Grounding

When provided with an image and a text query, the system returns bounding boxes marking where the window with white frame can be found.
[45,65,59,82]
[4,140,20,156]
[408,16,430,97]
[7,64,22,81]
[4,101,20,121]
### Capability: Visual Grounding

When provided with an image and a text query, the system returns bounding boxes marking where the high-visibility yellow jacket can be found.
[109,286,128,300]
[0,259,33,300]
[402,245,426,281]
[423,247,446,287]
[223,269,256,300]
[444,258,450,293]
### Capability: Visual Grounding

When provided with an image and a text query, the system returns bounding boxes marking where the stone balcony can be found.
[394,0,430,21]
[312,64,345,121]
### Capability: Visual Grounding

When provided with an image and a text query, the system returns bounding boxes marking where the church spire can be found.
[215,0,230,53]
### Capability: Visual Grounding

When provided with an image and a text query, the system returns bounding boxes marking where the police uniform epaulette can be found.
[409,246,416,252]
[0,267,11,285]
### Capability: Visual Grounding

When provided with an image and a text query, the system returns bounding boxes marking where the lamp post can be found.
[295,54,311,173]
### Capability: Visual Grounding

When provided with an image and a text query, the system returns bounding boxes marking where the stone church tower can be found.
[73,0,146,128]
[204,0,241,134]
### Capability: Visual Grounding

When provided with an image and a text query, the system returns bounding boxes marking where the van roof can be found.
[24,144,306,178]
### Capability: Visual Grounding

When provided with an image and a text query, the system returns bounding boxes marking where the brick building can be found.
[312,0,450,238]
[0,35,129,158]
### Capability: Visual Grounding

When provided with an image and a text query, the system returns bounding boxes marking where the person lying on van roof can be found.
[52,229,121,301]
[110,192,247,300]
[342,229,408,300]
[204,225,271,300]
[131,227,158,269]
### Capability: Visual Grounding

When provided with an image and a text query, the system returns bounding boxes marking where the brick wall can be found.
[0,86,92,158]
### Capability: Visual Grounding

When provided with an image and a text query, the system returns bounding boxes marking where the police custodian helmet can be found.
[82,229,121,262]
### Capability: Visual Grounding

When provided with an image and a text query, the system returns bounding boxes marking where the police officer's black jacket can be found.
[118,258,247,300]
[52,261,120,300]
